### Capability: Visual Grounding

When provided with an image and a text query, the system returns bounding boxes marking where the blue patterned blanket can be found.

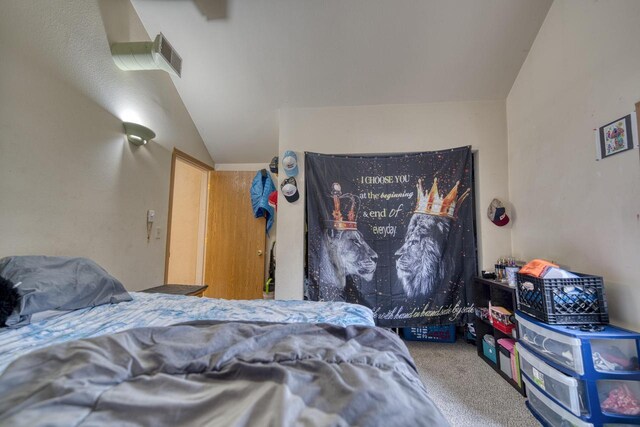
[0,292,374,373]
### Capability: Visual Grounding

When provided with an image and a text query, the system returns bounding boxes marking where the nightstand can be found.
[141,284,208,298]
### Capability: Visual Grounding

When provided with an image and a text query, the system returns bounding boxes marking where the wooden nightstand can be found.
[141,284,208,298]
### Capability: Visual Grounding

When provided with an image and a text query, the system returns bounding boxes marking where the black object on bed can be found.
[0,276,18,327]
[0,321,449,426]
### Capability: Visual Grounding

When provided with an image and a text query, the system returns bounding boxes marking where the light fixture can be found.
[123,122,155,146]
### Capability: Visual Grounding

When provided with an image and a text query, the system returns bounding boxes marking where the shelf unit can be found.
[473,277,525,396]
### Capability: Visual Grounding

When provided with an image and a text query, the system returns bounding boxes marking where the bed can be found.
[0,292,375,373]
[0,257,448,426]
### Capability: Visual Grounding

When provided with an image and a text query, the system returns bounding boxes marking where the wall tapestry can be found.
[305,146,476,327]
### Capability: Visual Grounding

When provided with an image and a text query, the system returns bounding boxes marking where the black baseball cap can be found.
[269,156,278,174]
[280,177,299,202]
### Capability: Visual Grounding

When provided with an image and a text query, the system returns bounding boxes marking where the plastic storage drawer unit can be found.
[517,311,640,425]
[518,342,587,416]
[524,377,594,427]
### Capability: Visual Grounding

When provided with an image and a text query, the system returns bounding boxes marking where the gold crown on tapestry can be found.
[326,182,358,230]
[414,177,471,220]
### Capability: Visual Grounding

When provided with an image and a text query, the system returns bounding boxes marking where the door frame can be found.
[164,148,215,284]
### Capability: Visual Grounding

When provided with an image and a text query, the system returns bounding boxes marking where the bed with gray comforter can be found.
[0,321,448,427]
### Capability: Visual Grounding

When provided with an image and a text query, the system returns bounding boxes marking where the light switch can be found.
[155,227,162,239]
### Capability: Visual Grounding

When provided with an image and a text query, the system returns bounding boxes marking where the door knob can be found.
[257,250,263,256]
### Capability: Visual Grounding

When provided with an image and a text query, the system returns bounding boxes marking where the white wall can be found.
[507,0,640,329]
[215,163,271,172]
[276,101,511,299]
[0,0,213,291]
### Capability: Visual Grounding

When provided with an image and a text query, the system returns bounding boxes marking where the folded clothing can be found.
[592,345,638,371]
[519,259,558,278]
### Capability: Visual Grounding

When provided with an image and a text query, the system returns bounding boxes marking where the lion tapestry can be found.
[305,147,476,327]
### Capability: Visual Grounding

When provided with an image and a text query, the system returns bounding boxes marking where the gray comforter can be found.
[0,321,448,426]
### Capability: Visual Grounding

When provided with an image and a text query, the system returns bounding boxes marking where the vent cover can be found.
[156,34,182,77]
[111,33,182,77]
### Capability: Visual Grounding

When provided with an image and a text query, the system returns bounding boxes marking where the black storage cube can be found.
[515,272,608,325]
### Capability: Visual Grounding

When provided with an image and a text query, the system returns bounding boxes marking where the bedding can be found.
[0,292,374,373]
[0,256,131,327]
[0,321,448,427]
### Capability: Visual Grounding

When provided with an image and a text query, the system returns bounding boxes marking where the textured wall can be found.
[507,0,640,329]
[0,0,213,290]
[276,101,511,300]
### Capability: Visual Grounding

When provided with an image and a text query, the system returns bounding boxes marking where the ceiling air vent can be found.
[111,33,182,77]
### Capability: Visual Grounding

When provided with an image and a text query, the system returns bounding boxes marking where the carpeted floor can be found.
[405,339,539,427]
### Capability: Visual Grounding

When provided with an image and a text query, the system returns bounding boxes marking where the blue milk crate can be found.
[402,325,456,343]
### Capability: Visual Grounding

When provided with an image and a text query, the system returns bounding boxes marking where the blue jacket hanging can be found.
[250,170,275,233]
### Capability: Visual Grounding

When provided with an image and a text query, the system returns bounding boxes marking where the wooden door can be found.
[204,171,266,299]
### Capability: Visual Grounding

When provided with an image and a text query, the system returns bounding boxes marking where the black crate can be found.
[515,272,608,324]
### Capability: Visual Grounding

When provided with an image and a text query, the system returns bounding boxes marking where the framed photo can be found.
[596,113,638,160]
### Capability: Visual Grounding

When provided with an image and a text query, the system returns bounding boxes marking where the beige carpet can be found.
[405,339,539,427]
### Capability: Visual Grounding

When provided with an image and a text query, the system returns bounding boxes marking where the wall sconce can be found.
[123,122,155,146]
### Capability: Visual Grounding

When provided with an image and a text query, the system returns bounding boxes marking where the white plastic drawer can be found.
[591,339,640,373]
[517,313,584,375]
[524,377,593,427]
[597,380,640,416]
[518,343,587,416]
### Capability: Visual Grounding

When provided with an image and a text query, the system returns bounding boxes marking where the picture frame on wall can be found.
[595,113,638,160]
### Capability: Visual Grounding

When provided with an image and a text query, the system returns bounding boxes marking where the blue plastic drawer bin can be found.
[402,325,456,343]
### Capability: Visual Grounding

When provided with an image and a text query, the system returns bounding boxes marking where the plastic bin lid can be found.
[516,311,640,339]
[497,338,515,353]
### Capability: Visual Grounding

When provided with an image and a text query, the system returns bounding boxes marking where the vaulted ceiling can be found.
[131,0,553,163]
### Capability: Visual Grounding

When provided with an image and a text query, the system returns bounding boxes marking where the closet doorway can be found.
[165,149,213,285]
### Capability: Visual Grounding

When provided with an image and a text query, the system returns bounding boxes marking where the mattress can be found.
[0,292,374,373]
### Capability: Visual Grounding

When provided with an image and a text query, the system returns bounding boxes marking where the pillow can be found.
[0,256,132,327]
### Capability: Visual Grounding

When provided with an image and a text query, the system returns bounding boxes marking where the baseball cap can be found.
[487,198,510,226]
[268,190,278,211]
[280,177,299,202]
[269,156,278,174]
[282,150,298,177]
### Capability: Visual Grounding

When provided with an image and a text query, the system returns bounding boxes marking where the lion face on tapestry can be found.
[316,182,378,297]
[320,229,378,291]
[395,177,471,299]
[395,214,450,299]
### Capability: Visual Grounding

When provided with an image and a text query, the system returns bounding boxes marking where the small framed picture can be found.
[596,113,638,160]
